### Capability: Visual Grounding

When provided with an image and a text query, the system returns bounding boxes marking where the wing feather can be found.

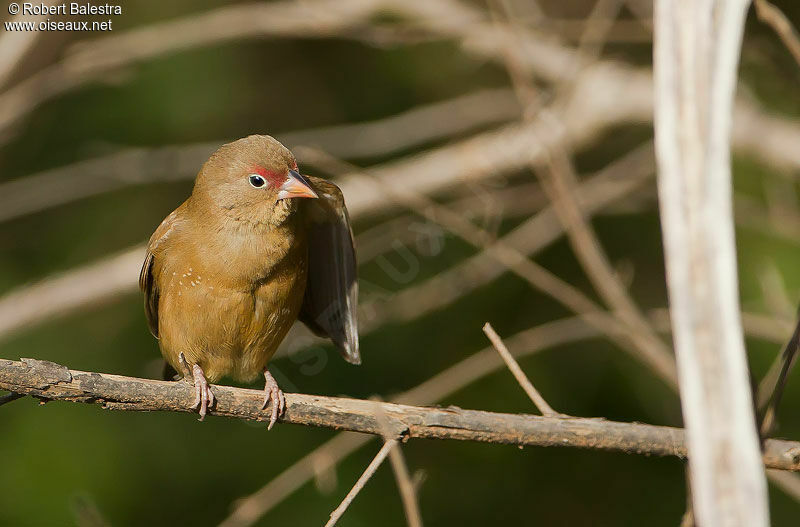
[299,177,360,364]
[139,207,182,339]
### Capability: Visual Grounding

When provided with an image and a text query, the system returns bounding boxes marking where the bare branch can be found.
[1,357,799,471]
[482,322,559,416]
[325,440,397,527]
[387,441,423,527]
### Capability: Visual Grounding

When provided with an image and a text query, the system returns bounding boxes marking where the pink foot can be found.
[261,369,286,430]
[178,353,215,421]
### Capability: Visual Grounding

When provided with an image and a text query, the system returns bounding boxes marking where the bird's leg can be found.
[178,352,215,421]
[261,369,286,430]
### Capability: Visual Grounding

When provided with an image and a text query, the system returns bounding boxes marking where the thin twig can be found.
[482,322,559,416]
[387,443,423,527]
[372,396,424,527]
[324,440,397,527]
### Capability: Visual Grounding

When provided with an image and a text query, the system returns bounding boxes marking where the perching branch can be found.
[2,357,800,471]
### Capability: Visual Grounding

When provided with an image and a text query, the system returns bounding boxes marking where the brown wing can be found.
[139,205,183,339]
[299,177,360,364]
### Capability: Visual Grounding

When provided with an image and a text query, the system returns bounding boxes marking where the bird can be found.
[139,134,359,429]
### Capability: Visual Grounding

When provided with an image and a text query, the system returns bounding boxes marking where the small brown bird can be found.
[139,135,359,428]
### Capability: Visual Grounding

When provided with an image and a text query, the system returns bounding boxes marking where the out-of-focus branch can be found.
[548,19,651,43]
[0,88,519,223]
[0,0,798,187]
[654,1,768,525]
[754,0,800,69]
[361,141,655,330]
[0,248,143,337]
[0,6,48,88]
[489,0,674,405]
[1,357,799,470]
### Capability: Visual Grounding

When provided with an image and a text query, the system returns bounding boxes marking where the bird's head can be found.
[191,135,318,226]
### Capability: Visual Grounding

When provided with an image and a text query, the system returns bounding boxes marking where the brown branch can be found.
[1,357,799,471]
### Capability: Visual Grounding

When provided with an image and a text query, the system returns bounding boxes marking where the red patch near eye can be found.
[251,165,285,187]
[291,160,298,170]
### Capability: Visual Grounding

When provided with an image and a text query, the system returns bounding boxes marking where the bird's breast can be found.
[156,220,309,382]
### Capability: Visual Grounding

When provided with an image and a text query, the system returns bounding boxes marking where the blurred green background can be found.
[2,1,800,525]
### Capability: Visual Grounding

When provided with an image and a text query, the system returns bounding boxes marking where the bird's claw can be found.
[261,370,286,430]
[178,353,215,421]
[192,364,215,421]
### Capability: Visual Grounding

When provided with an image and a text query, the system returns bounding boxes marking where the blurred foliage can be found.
[2,1,800,526]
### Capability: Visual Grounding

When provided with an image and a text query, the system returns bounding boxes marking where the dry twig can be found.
[482,322,558,416]
[324,440,397,527]
[387,441,423,527]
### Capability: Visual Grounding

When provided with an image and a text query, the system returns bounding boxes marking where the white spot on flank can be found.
[191,282,196,286]
[179,281,183,286]
[172,272,176,276]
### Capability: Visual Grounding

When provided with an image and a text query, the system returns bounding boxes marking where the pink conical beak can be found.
[277,170,318,200]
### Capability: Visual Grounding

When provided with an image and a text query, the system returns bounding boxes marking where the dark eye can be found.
[249,174,266,188]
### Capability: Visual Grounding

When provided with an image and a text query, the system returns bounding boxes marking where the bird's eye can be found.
[249,174,266,188]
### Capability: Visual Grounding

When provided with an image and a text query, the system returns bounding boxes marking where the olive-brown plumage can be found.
[139,135,359,427]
